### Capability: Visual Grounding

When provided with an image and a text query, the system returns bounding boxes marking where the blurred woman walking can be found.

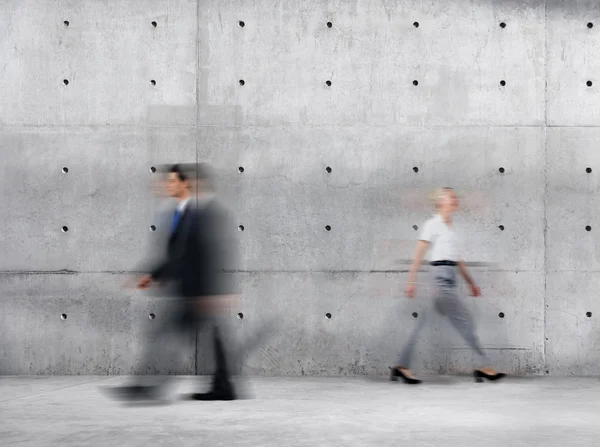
[391,187,506,384]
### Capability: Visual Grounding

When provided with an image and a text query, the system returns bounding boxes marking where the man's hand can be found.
[405,282,416,298]
[137,275,153,290]
[469,283,481,297]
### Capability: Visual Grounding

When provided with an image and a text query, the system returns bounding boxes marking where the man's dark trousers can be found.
[136,199,237,396]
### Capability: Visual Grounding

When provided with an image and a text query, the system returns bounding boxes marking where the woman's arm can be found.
[457,261,474,285]
[405,240,429,297]
[407,240,429,283]
[457,261,481,297]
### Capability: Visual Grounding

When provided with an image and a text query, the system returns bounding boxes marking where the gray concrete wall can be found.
[0,0,598,376]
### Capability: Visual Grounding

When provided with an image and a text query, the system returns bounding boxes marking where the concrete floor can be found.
[1,375,599,446]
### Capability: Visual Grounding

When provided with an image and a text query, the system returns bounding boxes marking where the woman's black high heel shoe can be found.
[390,367,422,384]
[474,370,507,383]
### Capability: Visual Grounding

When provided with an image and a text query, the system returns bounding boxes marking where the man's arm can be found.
[148,262,165,281]
[195,203,240,296]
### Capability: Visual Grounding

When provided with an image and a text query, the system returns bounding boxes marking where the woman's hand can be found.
[469,283,481,297]
[405,282,416,298]
[458,262,480,297]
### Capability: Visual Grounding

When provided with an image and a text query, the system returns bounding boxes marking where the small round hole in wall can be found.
[237,312,244,319]
[151,21,157,27]
[150,166,156,173]
[61,313,67,320]
[586,311,592,318]
[63,79,69,85]
[149,313,155,320]
[238,166,244,173]
[150,80,156,86]
[413,80,419,86]
[326,80,332,87]
[62,167,68,173]
[587,22,594,29]
[63,20,70,27]
[586,225,592,232]
[586,167,592,173]
[238,225,245,231]
[239,79,245,86]
[500,22,506,28]
[413,166,419,173]
[412,312,418,318]
[498,225,505,231]
[498,312,505,318]
[62,226,69,232]
[413,21,419,28]
[325,225,331,231]
[327,21,332,28]
[499,167,505,173]
[412,225,418,231]
[325,166,332,173]
[325,313,332,319]
[238,21,245,27]
[500,80,506,86]
[587,80,593,87]
[150,225,156,231]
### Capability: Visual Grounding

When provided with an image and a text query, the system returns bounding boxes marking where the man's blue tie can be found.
[171,208,182,234]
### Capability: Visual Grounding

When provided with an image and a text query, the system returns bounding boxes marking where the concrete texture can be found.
[1,0,600,376]
[2,376,600,446]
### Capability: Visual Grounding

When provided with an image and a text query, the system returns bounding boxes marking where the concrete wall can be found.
[0,0,598,376]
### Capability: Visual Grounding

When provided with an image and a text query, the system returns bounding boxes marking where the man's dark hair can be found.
[169,164,188,182]
[167,162,214,191]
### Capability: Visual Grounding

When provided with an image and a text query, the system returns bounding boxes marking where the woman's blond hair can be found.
[429,187,455,210]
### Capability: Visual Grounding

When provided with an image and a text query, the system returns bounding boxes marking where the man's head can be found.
[165,164,191,199]
[431,187,459,215]
[164,163,215,199]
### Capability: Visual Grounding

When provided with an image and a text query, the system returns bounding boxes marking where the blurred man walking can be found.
[110,163,239,402]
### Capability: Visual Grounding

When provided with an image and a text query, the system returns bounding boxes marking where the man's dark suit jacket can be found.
[150,198,237,299]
